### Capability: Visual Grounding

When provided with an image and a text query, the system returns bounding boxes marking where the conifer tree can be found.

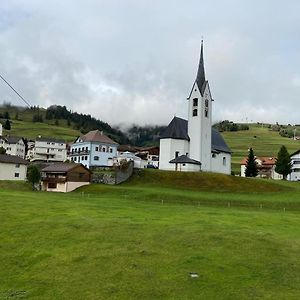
[3,119,11,130]
[275,145,291,180]
[245,148,258,177]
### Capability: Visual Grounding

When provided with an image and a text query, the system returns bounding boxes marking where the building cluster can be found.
[1,42,300,192]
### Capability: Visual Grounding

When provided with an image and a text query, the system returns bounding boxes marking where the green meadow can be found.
[1,170,300,299]
[222,124,300,173]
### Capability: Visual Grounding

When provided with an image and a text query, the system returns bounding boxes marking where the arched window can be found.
[193,98,198,107]
[193,109,198,116]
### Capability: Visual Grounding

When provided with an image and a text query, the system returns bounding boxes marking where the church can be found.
[159,41,231,174]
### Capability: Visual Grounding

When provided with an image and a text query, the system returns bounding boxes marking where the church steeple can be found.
[195,40,206,95]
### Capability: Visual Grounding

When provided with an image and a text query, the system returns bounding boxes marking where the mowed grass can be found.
[221,124,300,173]
[1,171,300,299]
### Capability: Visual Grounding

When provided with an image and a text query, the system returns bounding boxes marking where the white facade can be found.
[159,139,189,171]
[211,152,231,175]
[188,83,212,171]
[70,140,118,168]
[288,151,300,181]
[42,181,90,192]
[113,152,147,169]
[0,162,27,180]
[29,138,67,162]
[0,137,26,158]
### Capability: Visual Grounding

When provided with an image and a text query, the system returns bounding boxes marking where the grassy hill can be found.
[1,171,300,299]
[222,123,300,173]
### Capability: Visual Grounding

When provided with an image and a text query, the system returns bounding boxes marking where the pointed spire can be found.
[196,39,206,94]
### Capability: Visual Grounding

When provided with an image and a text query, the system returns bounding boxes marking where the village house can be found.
[0,136,26,158]
[41,163,91,192]
[27,137,67,162]
[69,130,118,168]
[288,150,300,181]
[117,145,159,168]
[159,41,231,174]
[240,156,282,179]
[0,154,29,180]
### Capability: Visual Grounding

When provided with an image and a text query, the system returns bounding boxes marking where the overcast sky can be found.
[0,1,299,127]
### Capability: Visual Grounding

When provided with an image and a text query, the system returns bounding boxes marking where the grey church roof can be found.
[160,117,231,154]
[211,128,232,154]
[160,117,190,141]
[196,40,206,96]
[169,155,201,165]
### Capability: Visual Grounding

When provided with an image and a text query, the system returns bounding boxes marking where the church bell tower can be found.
[187,41,212,171]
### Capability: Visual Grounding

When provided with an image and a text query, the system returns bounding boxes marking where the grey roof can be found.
[160,118,231,154]
[169,155,201,165]
[196,40,206,96]
[160,117,190,141]
[0,154,29,165]
[36,137,65,143]
[6,136,23,144]
[42,163,91,173]
[211,128,232,154]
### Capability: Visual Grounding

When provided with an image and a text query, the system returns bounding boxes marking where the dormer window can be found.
[193,98,198,107]
[193,109,198,117]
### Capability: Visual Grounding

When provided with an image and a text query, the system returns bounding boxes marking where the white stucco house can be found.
[288,150,300,181]
[0,154,29,180]
[27,137,67,162]
[0,136,26,158]
[159,41,231,174]
[69,130,118,168]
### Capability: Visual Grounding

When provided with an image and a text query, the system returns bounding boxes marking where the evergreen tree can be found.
[0,146,6,154]
[245,148,258,177]
[3,119,11,130]
[27,165,41,190]
[275,145,292,180]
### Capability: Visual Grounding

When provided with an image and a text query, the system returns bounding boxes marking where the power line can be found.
[0,74,31,108]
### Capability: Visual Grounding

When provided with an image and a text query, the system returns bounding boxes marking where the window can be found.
[82,156,85,160]
[175,151,179,158]
[95,146,99,151]
[102,147,106,152]
[15,164,20,168]
[193,109,198,116]
[94,156,99,161]
[205,99,209,118]
[48,182,57,189]
[74,157,77,161]
[85,147,88,151]
[14,173,19,178]
[110,148,113,153]
[193,98,198,106]
[85,156,88,160]
[223,157,226,166]
[212,153,216,158]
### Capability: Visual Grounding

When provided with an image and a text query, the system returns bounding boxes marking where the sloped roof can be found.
[160,118,231,154]
[0,154,29,165]
[6,136,23,144]
[169,155,201,165]
[36,137,65,143]
[42,163,91,173]
[290,149,300,157]
[240,156,276,166]
[160,117,190,141]
[211,128,232,154]
[78,130,118,145]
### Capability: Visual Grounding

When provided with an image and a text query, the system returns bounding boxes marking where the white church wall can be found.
[211,152,231,175]
[187,83,212,171]
[159,138,189,171]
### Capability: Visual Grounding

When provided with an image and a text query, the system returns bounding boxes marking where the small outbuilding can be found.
[0,154,29,180]
[41,163,92,192]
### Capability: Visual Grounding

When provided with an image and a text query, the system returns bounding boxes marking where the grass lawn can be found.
[1,171,300,299]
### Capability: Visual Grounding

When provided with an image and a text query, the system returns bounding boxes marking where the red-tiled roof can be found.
[240,156,276,166]
[79,130,118,145]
